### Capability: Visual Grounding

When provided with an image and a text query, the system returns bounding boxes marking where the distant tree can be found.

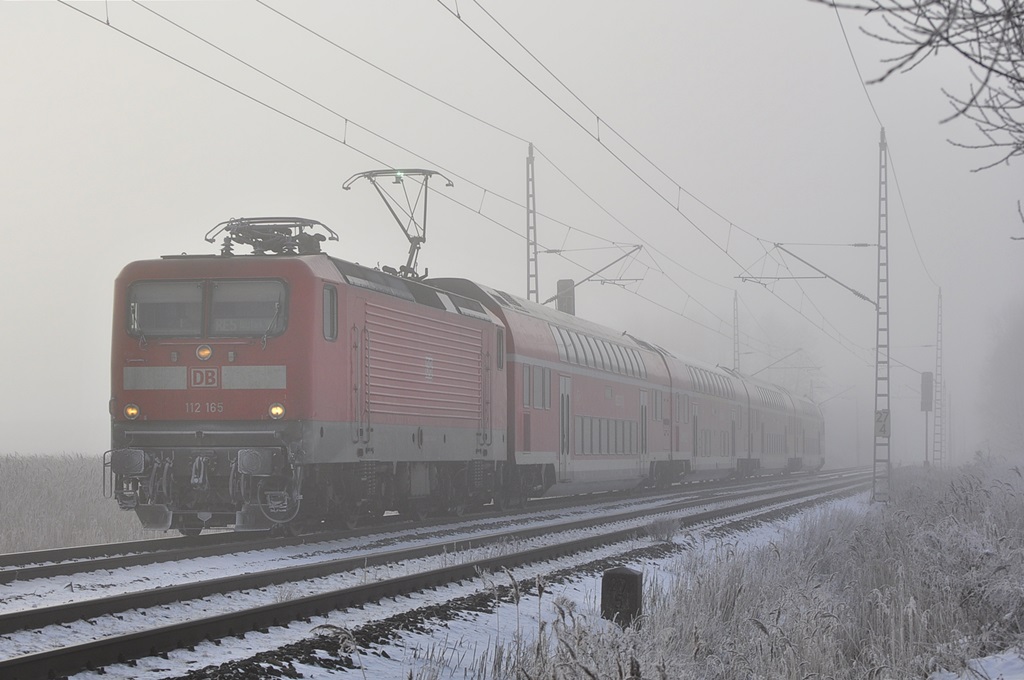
[982,296,1024,457]
[816,1,1023,177]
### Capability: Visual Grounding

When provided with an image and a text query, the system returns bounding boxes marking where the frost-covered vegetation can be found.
[431,461,1024,679]
[0,453,147,553]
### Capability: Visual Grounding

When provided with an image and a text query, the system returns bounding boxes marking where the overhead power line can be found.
[65,0,864,365]
[829,1,940,290]
[435,0,775,278]
[251,1,746,314]
[442,1,877,363]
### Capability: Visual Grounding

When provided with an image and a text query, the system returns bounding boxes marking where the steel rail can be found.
[0,469,851,584]
[0,472,861,636]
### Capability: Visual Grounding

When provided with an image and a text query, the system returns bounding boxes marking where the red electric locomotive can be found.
[105,216,824,535]
[106,218,510,533]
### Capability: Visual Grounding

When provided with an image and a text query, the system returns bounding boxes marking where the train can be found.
[104,217,824,535]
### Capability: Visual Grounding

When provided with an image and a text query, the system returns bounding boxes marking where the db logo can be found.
[190,367,220,388]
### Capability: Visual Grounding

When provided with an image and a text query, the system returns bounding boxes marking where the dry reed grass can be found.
[410,460,1024,679]
[0,453,147,553]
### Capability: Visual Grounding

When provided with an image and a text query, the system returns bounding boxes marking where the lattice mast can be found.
[733,291,740,371]
[932,289,945,466]
[526,143,539,302]
[873,128,892,502]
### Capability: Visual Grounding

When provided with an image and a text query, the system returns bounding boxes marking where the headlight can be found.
[196,345,213,361]
[269,403,285,419]
[124,404,140,420]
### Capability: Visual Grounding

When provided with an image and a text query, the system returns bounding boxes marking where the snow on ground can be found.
[0,487,728,615]
[65,491,873,679]
[1,484,811,661]
[929,649,1024,680]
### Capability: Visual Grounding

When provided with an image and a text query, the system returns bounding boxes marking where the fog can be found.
[1,1,1020,465]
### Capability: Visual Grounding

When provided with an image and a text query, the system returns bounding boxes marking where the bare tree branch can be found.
[811,0,1024,167]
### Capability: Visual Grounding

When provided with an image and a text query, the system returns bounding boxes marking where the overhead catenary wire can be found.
[100,0,766,348]
[53,3,593,274]
[67,0,843,368]
[434,0,775,278]
[127,0,626,256]
[468,0,772,246]
[440,0,882,364]
[221,0,823,365]
[66,0,743,349]
[830,1,940,291]
[240,1,752,315]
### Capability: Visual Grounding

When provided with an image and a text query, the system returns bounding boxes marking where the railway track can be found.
[0,469,841,585]
[0,470,869,679]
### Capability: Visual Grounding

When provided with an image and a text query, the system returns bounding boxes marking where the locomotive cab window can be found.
[210,280,287,337]
[128,280,203,337]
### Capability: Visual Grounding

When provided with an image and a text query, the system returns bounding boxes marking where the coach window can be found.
[618,350,634,376]
[579,334,594,368]
[594,340,607,371]
[523,364,532,407]
[596,340,612,372]
[568,332,587,368]
[581,335,596,369]
[496,329,505,369]
[590,336,604,369]
[605,342,620,374]
[128,280,203,338]
[557,328,575,364]
[606,346,622,376]
[574,335,587,367]
[533,366,544,408]
[323,285,338,341]
[585,336,604,371]
[551,326,568,361]
[619,346,633,377]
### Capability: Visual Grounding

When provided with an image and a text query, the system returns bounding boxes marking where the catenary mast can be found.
[526,143,539,302]
[872,128,892,502]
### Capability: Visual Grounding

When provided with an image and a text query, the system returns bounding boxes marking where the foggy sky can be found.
[1,1,1020,464]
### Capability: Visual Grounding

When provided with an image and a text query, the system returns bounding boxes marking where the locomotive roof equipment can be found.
[205,217,338,256]
[342,169,453,280]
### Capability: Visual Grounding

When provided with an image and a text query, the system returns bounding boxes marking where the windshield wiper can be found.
[261,301,281,349]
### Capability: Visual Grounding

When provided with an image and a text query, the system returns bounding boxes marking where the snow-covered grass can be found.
[0,453,146,553]
[409,461,1024,679]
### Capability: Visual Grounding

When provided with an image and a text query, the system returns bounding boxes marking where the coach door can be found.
[639,390,649,474]
[559,376,572,481]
